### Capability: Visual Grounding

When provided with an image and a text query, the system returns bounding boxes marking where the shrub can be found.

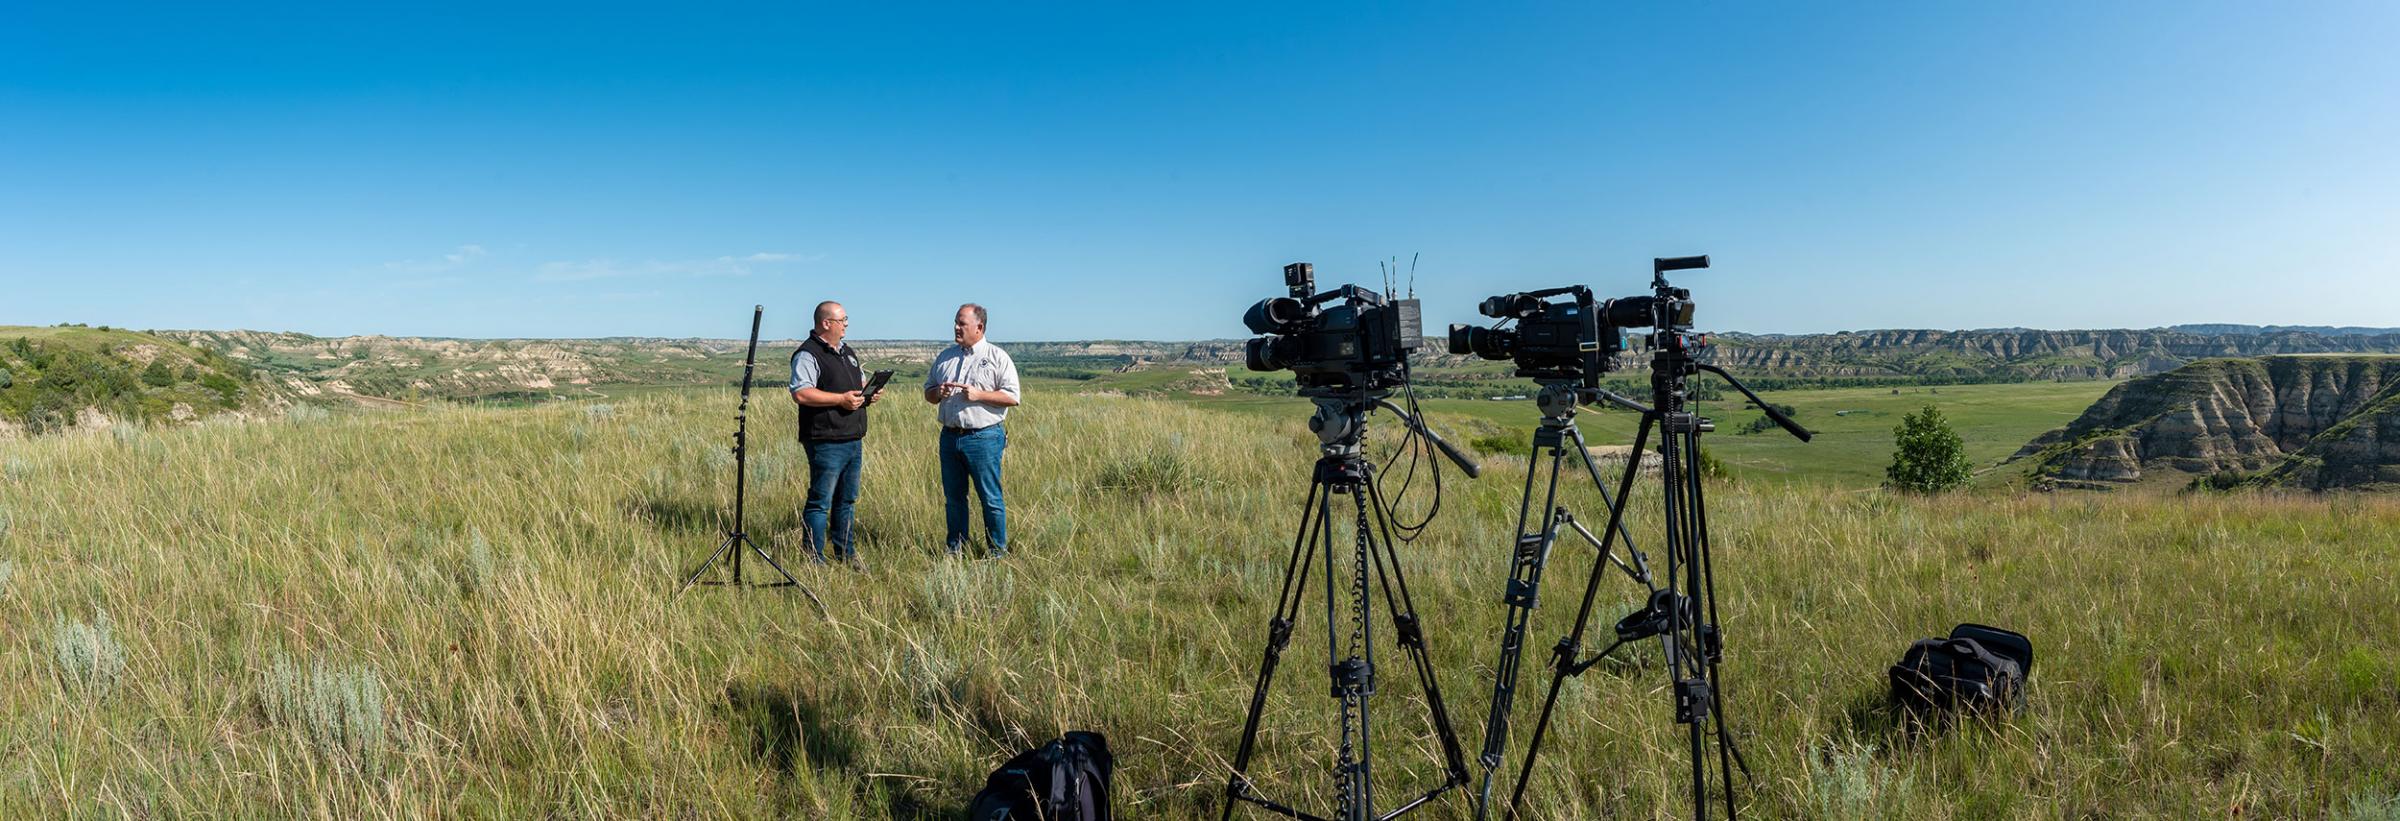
[1807,742,1913,819]
[200,373,242,404]
[2186,470,2259,493]
[1736,402,1800,436]
[1886,405,1972,493]
[1697,447,1735,481]
[140,360,174,387]
[261,654,392,775]
[2341,790,2400,821]
[52,612,128,698]
[1094,449,1197,499]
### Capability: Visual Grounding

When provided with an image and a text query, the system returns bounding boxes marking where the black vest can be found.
[794,335,867,442]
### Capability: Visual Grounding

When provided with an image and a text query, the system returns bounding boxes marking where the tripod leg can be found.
[678,533,743,591]
[1566,426,1652,586]
[1504,413,1656,820]
[1338,489,1376,821]
[1225,480,1333,821]
[742,535,827,613]
[1362,480,1471,816]
[1476,440,1572,818]
[1655,421,1713,821]
[1682,435,1747,819]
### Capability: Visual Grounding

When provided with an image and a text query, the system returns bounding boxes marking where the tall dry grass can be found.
[0,392,2395,818]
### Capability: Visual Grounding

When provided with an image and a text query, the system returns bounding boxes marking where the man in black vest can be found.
[790,300,877,565]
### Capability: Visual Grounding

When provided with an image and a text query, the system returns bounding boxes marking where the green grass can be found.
[1,389,2394,817]
[1072,379,2122,488]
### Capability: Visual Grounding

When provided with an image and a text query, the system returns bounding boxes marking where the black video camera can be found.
[1244,262,1424,393]
[1446,255,1712,386]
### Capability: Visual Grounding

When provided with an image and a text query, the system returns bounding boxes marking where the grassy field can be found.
[3,389,2397,818]
[1067,377,2121,488]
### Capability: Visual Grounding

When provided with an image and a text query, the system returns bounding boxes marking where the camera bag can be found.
[966,731,1113,820]
[1889,623,2032,715]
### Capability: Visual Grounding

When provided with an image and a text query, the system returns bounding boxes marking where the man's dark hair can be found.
[960,303,987,328]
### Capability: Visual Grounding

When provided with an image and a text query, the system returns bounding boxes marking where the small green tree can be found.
[1886,405,1972,493]
[140,360,175,387]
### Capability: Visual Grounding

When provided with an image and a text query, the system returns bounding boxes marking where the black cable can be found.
[1378,362,1445,543]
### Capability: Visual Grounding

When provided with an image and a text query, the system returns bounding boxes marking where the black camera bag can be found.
[966,731,1113,820]
[1889,623,2033,714]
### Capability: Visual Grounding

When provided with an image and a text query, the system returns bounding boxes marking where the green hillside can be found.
[0,325,263,435]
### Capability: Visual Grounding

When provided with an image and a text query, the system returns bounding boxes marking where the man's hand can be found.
[839,390,866,411]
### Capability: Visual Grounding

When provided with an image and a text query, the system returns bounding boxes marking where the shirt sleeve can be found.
[995,348,1021,401]
[790,349,820,393]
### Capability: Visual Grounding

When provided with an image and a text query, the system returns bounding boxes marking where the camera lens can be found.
[1244,297,1309,335]
[1245,335,1295,372]
[1447,324,1516,360]
[1601,296,1656,329]
[1479,294,1540,319]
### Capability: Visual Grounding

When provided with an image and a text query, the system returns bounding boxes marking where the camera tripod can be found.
[1223,390,1479,821]
[1470,379,1658,817]
[1492,333,1808,821]
[678,305,824,611]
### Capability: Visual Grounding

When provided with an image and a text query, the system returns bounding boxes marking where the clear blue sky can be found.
[3,2,2394,341]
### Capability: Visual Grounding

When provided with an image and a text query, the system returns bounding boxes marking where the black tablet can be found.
[861,369,896,401]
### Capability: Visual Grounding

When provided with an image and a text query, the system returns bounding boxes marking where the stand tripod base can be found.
[680,531,826,611]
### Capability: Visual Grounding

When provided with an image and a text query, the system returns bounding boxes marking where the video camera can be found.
[1446,255,1712,386]
[1244,262,1424,393]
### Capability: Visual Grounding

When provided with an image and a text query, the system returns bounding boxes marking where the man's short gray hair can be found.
[959,303,987,328]
[815,301,843,323]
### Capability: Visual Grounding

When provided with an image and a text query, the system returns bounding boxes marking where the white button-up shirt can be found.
[923,339,1021,429]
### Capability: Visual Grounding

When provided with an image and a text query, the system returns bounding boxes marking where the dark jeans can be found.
[802,438,864,559]
[939,425,1006,555]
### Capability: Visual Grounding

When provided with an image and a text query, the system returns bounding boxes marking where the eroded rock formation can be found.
[2009,357,2400,490]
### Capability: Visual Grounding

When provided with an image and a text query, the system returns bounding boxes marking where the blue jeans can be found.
[939,426,1007,555]
[802,438,864,559]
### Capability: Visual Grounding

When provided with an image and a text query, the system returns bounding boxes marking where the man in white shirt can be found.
[922,303,1021,558]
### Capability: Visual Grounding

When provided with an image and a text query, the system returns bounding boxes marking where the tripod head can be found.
[1301,387,1483,478]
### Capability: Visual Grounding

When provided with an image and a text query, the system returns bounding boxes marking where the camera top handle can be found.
[1654,255,1710,275]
